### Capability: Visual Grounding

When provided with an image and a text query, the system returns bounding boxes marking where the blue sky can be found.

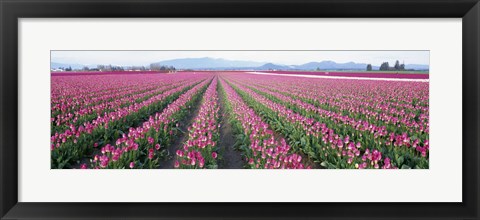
[51,50,429,66]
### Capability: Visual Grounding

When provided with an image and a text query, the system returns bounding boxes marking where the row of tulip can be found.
[90,77,213,169]
[259,74,429,107]
[51,79,189,135]
[232,75,429,136]
[231,79,429,156]
[228,76,429,152]
[51,75,209,168]
[219,78,308,169]
[174,78,220,169]
[224,77,425,169]
[51,79,165,117]
[51,74,176,114]
[255,81,428,137]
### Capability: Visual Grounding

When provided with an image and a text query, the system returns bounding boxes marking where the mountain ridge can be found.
[151,57,266,69]
[51,57,430,71]
[152,57,428,70]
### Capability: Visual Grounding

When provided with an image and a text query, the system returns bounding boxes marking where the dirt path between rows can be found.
[217,82,244,169]
[158,93,204,169]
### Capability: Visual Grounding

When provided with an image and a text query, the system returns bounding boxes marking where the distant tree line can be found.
[52,64,176,72]
[366,60,406,71]
[128,66,147,71]
[96,65,125,71]
[149,63,176,71]
[53,66,73,71]
[55,64,177,72]
[83,66,98,71]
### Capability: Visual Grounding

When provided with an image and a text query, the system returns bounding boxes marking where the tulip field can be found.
[51,71,429,169]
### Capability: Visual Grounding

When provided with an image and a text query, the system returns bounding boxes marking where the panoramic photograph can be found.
[50,51,429,169]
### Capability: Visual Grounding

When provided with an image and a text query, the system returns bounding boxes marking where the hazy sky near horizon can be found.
[51,51,430,66]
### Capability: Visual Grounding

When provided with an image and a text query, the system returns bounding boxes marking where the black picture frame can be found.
[1,0,479,219]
